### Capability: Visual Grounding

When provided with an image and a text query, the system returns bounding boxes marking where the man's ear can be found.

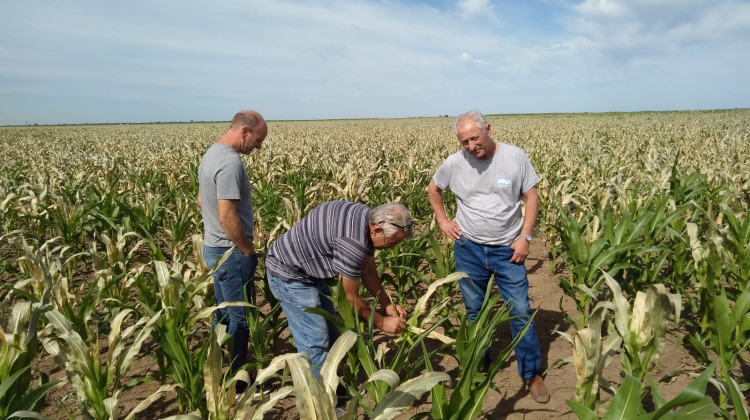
[368,222,383,235]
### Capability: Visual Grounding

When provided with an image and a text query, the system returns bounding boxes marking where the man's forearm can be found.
[342,276,385,327]
[360,257,392,310]
[218,199,254,254]
[427,181,450,223]
[521,188,539,236]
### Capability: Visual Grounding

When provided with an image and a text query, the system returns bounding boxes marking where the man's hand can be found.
[428,180,462,241]
[438,219,462,241]
[509,236,530,263]
[376,313,406,334]
[386,303,407,321]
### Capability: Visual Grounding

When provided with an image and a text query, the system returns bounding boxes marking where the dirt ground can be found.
[37,239,702,419]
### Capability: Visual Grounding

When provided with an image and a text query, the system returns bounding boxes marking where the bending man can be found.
[265,201,412,378]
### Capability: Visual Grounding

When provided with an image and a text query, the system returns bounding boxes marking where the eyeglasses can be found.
[379,220,414,235]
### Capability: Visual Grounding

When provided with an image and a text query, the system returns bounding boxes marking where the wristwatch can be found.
[520,233,532,242]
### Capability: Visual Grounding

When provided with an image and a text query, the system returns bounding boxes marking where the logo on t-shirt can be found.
[497,178,512,186]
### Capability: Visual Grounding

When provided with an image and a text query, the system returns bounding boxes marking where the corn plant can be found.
[709,286,750,420]
[200,323,294,420]
[602,273,681,383]
[567,361,720,420]
[40,307,166,420]
[284,330,449,420]
[1,302,58,418]
[557,304,621,409]
[143,257,257,415]
[554,209,645,327]
[245,297,287,372]
[688,225,750,419]
[719,205,750,291]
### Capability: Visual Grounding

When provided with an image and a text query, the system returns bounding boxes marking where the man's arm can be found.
[341,257,406,334]
[217,199,255,255]
[428,180,461,241]
[197,189,201,208]
[509,186,539,263]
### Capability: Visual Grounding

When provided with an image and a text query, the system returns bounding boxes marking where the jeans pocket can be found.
[455,234,468,247]
[267,275,283,302]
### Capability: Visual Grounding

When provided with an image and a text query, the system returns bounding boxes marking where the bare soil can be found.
[37,239,702,419]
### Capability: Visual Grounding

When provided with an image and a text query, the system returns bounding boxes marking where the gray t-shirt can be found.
[266,201,375,284]
[432,141,539,246]
[198,143,254,248]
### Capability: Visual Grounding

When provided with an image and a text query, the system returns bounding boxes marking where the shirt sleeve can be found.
[519,151,540,193]
[215,160,245,200]
[432,159,452,191]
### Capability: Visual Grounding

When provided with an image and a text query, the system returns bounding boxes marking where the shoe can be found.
[335,406,347,417]
[525,376,550,403]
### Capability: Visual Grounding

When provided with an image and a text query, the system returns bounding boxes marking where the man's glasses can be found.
[379,220,414,234]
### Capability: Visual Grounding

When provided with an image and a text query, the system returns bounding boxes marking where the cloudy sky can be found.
[1,0,748,125]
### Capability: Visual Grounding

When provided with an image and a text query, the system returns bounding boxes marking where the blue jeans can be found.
[266,272,339,379]
[203,245,258,374]
[454,235,542,380]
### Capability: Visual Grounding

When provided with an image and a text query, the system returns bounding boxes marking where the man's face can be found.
[456,117,495,160]
[370,224,407,249]
[241,123,268,154]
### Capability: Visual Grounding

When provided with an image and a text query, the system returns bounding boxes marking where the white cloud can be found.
[457,0,495,17]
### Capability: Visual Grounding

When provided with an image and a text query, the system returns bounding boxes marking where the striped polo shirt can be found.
[265,201,375,284]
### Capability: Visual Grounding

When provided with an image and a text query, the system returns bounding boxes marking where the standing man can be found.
[428,110,549,403]
[198,110,267,392]
[265,201,411,378]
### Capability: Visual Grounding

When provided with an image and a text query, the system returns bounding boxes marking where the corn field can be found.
[1,110,748,419]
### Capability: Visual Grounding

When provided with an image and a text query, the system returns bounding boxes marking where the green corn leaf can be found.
[647,361,716,419]
[732,287,750,327]
[656,396,721,420]
[8,411,53,420]
[566,400,599,420]
[603,375,643,420]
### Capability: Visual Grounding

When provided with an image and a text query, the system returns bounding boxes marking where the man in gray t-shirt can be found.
[428,110,549,404]
[197,110,267,393]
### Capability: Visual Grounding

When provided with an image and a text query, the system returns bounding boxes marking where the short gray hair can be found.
[453,110,488,135]
[370,203,413,239]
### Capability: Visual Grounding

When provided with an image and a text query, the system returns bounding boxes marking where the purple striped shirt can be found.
[265,201,375,284]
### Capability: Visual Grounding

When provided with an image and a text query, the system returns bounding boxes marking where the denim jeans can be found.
[266,272,339,379]
[203,245,258,374]
[453,235,542,380]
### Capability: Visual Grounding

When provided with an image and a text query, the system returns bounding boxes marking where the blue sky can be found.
[1,0,748,125]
